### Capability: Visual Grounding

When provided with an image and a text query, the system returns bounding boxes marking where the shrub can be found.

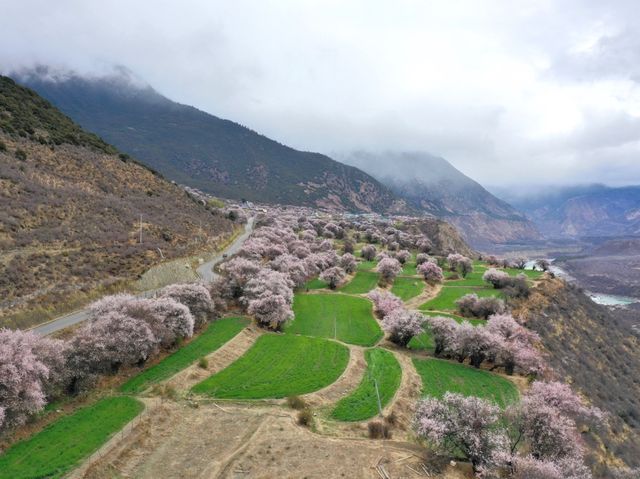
[297,409,314,427]
[14,148,27,161]
[286,395,307,410]
[368,420,392,439]
[198,356,209,369]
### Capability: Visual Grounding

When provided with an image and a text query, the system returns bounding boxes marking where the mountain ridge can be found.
[341,151,541,247]
[16,68,407,215]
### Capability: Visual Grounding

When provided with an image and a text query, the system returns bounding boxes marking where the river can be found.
[524,260,639,307]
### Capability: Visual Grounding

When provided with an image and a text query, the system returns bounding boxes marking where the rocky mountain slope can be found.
[342,151,541,248]
[513,279,640,474]
[16,68,404,214]
[503,184,640,238]
[0,76,236,327]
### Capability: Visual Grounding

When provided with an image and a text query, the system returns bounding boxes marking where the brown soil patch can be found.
[163,326,263,392]
[304,346,366,406]
[81,401,469,479]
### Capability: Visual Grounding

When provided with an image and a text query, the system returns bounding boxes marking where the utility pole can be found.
[139,214,143,244]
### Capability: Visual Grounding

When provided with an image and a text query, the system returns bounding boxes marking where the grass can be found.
[412,358,519,408]
[408,313,485,352]
[401,262,418,276]
[340,271,379,294]
[445,271,488,287]
[331,348,402,422]
[304,278,328,290]
[391,276,424,301]
[357,260,377,271]
[120,317,249,393]
[0,397,143,479]
[287,294,383,346]
[419,286,501,311]
[191,334,349,399]
[505,268,544,279]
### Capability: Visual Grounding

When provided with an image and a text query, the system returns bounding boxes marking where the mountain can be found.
[502,184,640,238]
[0,76,236,328]
[341,151,541,247]
[15,68,404,214]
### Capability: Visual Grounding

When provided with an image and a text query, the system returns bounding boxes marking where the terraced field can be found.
[420,286,502,311]
[356,260,377,272]
[331,348,402,421]
[121,317,249,393]
[0,397,143,479]
[288,293,382,346]
[303,278,328,290]
[408,314,485,352]
[339,271,379,294]
[413,358,519,408]
[391,276,424,300]
[191,334,350,399]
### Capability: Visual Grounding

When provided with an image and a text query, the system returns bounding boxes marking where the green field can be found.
[408,314,485,352]
[391,276,424,301]
[0,397,143,479]
[340,271,379,294]
[412,358,519,408]
[120,317,249,394]
[357,260,377,271]
[304,278,328,290]
[401,262,417,276]
[445,271,488,287]
[192,334,349,399]
[504,268,543,279]
[287,294,382,346]
[331,348,402,421]
[419,286,501,311]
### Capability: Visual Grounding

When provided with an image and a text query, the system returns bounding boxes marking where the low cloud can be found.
[2,0,640,187]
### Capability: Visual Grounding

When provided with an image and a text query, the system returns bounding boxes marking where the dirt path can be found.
[383,351,424,432]
[164,326,263,392]
[405,283,441,310]
[81,401,468,479]
[304,346,366,406]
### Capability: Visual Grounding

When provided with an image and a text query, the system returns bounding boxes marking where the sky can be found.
[2,0,640,189]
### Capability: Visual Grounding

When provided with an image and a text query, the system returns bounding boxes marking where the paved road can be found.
[197,217,254,282]
[31,218,254,336]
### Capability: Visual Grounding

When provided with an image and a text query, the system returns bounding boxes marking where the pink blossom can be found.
[376,257,402,284]
[160,283,214,329]
[368,290,404,318]
[339,253,357,274]
[247,294,294,331]
[320,266,347,290]
[418,261,444,282]
[382,310,425,346]
[414,392,509,473]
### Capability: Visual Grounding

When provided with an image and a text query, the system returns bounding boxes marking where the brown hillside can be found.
[513,279,640,474]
